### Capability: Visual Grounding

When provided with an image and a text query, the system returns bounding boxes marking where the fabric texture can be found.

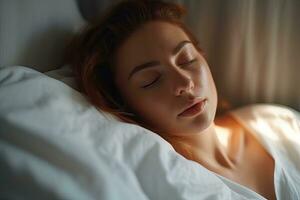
[1,66,255,200]
[228,104,300,199]
[45,66,300,200]
[44,64,79,90]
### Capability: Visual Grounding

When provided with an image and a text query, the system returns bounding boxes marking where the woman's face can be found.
[114,21,218,137]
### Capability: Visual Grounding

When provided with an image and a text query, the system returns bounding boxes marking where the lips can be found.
[178,98,207,117]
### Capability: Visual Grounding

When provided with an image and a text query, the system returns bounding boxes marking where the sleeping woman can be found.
[65,0,300,199]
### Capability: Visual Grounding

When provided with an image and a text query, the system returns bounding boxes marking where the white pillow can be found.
[0,66,258,199]
[44,64,79,91]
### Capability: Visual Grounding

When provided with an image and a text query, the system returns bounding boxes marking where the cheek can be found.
[196,63,213,87]
[201,64,218,108]
[133,93,167,115]
[190,63,205,89]
[204,65,217,92]
[127,92,173,128]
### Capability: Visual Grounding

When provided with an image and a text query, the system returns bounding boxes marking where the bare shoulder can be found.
[215,112,243,131]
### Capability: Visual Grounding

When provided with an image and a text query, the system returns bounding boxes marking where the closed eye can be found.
[140,59,197,89]
[141,75,161,88]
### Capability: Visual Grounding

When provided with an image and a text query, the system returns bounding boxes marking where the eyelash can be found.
[141,58,198,89]
[141,75,161,88]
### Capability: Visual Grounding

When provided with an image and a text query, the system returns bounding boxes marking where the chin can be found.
[159,116,214,137]
[179,103,216,135]
[150,102,217,136]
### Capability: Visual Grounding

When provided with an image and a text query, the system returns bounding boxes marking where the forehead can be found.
[114,21,191,74]
[125,21,189,50]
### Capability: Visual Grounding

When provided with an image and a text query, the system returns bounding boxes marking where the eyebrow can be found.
[127,40,192,80]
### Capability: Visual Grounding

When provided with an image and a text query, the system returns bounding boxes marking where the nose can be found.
[173,69,195,96]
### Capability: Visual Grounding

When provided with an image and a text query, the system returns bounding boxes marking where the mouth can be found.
[178,98,207,117]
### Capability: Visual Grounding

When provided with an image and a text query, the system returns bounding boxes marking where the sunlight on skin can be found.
[215,125,231,149]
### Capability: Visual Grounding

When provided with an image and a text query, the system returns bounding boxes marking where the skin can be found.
[113,21,276,199]
[114,21,218,134]
[114,21,231,165]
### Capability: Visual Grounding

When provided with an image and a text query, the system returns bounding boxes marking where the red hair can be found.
[65,0,229,125]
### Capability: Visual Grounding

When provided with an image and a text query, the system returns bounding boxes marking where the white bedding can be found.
[0,66,268,199]
[228,104,300,199]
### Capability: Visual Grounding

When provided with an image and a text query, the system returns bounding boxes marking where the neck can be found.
[165,121,239,172]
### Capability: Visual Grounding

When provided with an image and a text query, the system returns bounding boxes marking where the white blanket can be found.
[0,66,267,199]
[229,104,300,199]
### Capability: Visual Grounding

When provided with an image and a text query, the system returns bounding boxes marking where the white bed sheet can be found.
[0,66,263,199]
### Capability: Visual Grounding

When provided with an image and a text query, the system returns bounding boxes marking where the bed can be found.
[0,1,299,199]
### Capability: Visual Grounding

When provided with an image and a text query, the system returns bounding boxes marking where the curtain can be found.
[176,0,300,111]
